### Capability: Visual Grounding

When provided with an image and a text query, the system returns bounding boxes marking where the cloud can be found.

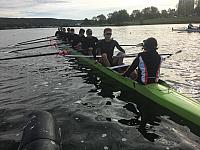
[0,0,178,19]
[34,0,68,4]
[0,0,68,9]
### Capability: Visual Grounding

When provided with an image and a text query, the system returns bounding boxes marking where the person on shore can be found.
[123,37,161,85]
[81,29,98,56]
[96,28,125,67]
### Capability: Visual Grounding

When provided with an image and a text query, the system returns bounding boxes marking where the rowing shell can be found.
[172,28,200,33]
[63,45,200,127]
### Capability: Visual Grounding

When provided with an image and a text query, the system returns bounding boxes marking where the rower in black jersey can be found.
[55,27,62,38]
[96,28,125,67]
[65,27,71,42]
[59,27,67,41]
[123,37,162,85]
[81,29,98,56]
[68,28,80,49]
[78,28,86,47]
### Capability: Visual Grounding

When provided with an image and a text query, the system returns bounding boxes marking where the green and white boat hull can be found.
[65,46,200,127]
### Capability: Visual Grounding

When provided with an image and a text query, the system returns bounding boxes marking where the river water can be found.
[0,24,200,150]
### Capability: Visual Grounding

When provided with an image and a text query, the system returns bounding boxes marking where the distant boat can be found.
[172,27,200,33]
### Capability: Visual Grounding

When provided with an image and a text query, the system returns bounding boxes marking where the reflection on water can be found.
[74,65,200,146]
[0,25,200,150]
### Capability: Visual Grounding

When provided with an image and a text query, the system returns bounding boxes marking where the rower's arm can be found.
[115,41,125,53]
[96,40,102,55]
[123,56,139,77]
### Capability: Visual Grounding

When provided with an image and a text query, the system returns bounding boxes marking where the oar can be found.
[1,39,58,50]
[0,52,58,61]
[123,50,182,58]
[109,64,129,70]
[17,36,56,45]
[165,50,182,58]
[13,38,58,46]
[120,43,143,47]
[123,53,170,58]
[8,42,65,53]
[0,52,101,61]
[109,50,183,70]
[0,36,56,50]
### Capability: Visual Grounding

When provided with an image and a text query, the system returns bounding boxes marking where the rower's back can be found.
[137,50,161,84]
[123,37,161,85]
[137,37,161,84]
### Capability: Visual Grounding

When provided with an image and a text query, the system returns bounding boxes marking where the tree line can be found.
[82,0,200,25]
[1,0,199,29]
[0,18,82,30]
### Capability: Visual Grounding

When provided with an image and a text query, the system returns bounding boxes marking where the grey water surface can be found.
[0,25,200,150]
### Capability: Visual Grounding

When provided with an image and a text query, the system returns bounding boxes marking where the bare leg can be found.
[88,47,93,55]
[112,52,125,66]
[100,53,111,67]
[130,70,138,80]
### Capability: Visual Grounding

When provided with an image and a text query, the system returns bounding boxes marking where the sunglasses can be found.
[105,33,112,36]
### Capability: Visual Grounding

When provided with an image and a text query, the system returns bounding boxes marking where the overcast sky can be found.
[0,0,179,19]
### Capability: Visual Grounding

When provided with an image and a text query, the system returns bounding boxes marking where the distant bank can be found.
[0,17,200,30]
[0,18,83,30]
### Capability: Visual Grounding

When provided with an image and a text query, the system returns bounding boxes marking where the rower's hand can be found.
[136,43,143,47]
[122,72,128,77]
[122,52,126,57]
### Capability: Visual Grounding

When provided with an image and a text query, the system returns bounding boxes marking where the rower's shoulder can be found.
[112,39,118,43]
[91,36,98,41]
[98,39,105,43]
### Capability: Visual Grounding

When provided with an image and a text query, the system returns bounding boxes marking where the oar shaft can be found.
[120,43,143,47]
[120,44,137,46]
[0,52,58,61]
[0,53,99,61]
[14,38,58,46]
[17,36,55,45]
[124,53,173,58]
[9,43,65,53]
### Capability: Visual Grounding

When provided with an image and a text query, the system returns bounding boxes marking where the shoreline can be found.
[0,17,200,30]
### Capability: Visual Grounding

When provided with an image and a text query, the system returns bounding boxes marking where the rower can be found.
[79,28,85,41]
[65,27,71,42]
[188,23,194,29]
[96,28,125,67]
[123,37,162,85]
[81,29,98,56]
[68,28,80,49]
[55,27,62,39]
[59,27,67,41]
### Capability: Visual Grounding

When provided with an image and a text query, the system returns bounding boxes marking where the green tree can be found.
[168,8,177,17]
[141,6,160,19]
[82,18,91,25]
[130,10,141,21]
[107,9,130,24]
[194,0,200,15]
[161,9,168,18]
[96,14,107,24]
